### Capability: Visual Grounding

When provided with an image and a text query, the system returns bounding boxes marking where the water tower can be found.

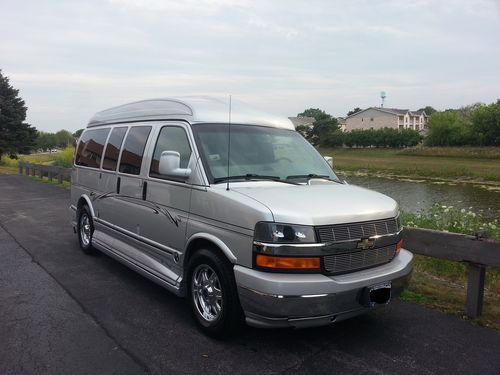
[380,91,386,108]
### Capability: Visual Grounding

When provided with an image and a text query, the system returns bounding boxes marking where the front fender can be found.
[78,194,96,218]
[185,232,237,263]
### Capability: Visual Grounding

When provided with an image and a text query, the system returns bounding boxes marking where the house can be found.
[337,117,347,132]
[344,107,428,132]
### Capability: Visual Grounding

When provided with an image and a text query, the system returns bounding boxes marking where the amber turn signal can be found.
[256,254,321,269]
[396,239,403,253]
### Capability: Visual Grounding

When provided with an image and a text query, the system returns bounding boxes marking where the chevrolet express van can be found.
[70,97,413,335]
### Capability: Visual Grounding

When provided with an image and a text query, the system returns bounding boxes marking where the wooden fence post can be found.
[466,263,485,318]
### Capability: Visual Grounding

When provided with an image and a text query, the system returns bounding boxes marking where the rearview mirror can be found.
[323,156,333,168]
[159,151,191,179]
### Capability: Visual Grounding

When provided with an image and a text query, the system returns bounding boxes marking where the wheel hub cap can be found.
[192,265,222,322]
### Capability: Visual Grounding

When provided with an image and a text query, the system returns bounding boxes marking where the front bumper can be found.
[234,249,413,328]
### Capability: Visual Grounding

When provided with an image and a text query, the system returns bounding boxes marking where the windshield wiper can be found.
[286,174,339,183]
[214,174,299,185]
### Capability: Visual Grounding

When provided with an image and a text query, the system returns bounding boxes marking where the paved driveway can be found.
[0,175,499,375]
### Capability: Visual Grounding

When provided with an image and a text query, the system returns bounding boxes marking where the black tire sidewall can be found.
[77,206,94,254]
[187,249,242,336]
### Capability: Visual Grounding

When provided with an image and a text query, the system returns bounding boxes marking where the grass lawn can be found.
[318,147,500,183]
[0,152,70,188]
[400,256,500,330]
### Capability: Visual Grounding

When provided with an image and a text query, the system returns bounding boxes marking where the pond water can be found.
[345,175,500,220]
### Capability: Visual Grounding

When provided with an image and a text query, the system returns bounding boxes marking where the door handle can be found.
[116,177,121,194]
[142,181,147,200]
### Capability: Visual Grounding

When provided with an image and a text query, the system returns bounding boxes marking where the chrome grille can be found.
[323,245,396,275]
[316,217,400,243]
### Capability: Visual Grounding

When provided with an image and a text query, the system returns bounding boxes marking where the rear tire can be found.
[187,249,243,337]
[77,205,96,255]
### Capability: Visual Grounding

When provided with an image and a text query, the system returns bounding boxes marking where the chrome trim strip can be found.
[93,238,182,296]
[94,218,180,256]
[253,241,326,248]
[253,228,403,248]
[238,284,332,299]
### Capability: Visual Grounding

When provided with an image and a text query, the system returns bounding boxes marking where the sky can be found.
[1,0,500,133]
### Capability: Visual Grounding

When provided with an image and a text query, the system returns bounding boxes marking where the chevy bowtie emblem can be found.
[357,238,375,250]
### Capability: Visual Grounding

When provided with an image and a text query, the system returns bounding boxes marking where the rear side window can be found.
[75,128,110,168]
[150,126,192,177]
[102,127,127,171]
[119,126,151,175]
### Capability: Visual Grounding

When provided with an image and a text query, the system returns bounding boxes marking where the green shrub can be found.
[0,155,19,167]
[401,204,500,283]
[54,147,75,168]
[402,203,499,240]
[320,128,422,148]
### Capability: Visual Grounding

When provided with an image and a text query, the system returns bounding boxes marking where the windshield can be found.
[192,124,340,184]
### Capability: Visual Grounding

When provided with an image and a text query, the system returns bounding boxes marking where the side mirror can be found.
[323,156,333,168]
[159,151,191,179]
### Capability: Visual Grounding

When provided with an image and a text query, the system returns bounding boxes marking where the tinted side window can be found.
[119,126,151,175]
[75,128,110,168]
[102,127,127,171]
[150,126,192,177]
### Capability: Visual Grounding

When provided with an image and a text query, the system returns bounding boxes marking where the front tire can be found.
[77,205,96,255]
[187,249,243,337]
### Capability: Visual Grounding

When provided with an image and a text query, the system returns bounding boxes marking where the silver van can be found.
[70,97,413,335]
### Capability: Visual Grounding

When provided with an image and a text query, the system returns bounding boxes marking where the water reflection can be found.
[346,175,499,219]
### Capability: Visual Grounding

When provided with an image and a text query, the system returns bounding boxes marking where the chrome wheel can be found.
[191,264,223,322]
[79,212,91,247]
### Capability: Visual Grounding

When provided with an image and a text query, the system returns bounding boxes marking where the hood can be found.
[229,181,399,226]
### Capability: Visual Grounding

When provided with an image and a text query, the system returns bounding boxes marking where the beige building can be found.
[345,107,428,132]
[337,117,347,132]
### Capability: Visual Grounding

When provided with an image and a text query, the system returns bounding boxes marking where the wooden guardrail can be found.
[403,227,500,318]
[18,162,71,184]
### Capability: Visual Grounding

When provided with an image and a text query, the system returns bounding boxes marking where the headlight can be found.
[254,222,317,244]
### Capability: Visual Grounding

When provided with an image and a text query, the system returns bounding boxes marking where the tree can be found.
[73,129,84,138]
[418,106,437,115]
[470,102,500,146]
[298,108,339,145]
[347,107,362,116]
[456,103,483,120]
[0,70,37,157]
[54,129,74,148]
[36,131,57,151]
[425,111,471,146]
[299,108,330,121]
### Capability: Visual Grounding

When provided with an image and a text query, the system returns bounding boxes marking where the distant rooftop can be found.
[346,107,429,118]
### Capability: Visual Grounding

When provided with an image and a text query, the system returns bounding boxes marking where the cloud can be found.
[108,0,251,12]
[1,0,499,132]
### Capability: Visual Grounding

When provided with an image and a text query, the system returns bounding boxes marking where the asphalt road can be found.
[0,174,499,375]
